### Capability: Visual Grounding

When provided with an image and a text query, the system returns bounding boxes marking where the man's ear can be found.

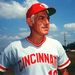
[26,18,33,27]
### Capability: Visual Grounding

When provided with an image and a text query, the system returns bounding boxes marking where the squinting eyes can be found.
[38,16,50,20]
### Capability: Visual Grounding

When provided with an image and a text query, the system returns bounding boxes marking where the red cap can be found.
[26,3,56,18]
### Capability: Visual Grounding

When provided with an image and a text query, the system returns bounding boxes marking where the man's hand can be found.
[60,68,69,75]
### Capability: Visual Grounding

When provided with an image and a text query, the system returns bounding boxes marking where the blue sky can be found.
[0,0,75,52]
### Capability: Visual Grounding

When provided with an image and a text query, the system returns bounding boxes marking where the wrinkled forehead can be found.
[34,10,48,17]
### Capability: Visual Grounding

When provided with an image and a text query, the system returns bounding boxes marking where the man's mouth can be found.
[42,27,49,29]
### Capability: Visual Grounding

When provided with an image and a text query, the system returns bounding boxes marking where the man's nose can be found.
[44,18,49,25]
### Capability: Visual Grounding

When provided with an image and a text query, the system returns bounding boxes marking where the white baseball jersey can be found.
[0,37,71,75]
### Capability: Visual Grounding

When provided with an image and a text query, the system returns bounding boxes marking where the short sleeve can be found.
[57,42,71,69]
[0,43,17,72]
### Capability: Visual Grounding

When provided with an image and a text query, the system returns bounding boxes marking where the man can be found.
[0,2,71,75]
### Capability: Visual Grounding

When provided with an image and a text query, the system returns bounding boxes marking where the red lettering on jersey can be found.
[22,55,30,67]
[50,55,53,64]
[38,53,44,63]
[44,53,49,63]
[30,54,36,64]
[36,53,39,62]
[53,70,58,75]
[48,70,52,75]
[48,70,58,75]
[18,53,57,71]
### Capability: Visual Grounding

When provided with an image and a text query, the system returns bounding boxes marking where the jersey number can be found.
[48,70,57,75]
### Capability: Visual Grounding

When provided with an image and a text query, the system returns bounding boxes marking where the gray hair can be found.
[31,14,35,23]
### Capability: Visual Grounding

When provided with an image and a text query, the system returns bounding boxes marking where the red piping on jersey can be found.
[0,65,13,72]
[58,59,70,69]
[26,37,46,47]
[0,65,7,71]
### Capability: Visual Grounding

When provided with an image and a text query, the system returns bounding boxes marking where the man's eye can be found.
[39,16,44,19]
[38,16,50,20]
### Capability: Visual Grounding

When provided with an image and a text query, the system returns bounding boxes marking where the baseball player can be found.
[0,2,71,75]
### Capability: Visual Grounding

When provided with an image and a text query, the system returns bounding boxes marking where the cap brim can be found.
[47,8,56,16]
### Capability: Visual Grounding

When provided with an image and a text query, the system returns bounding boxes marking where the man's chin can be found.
[43,32,48,35]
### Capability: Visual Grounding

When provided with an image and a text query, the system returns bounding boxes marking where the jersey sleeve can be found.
[57,41,71,69]
[0,43,17,72]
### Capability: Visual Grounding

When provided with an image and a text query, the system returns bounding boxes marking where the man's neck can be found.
[27,33,46,45]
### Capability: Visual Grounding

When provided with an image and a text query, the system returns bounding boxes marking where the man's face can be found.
[31,11,50,36]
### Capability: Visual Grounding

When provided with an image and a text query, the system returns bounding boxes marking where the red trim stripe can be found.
[26,37,46,47]
[0,65,7,71]
[58,59,70,68]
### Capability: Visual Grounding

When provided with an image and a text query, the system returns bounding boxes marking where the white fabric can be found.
[0,37,71,75]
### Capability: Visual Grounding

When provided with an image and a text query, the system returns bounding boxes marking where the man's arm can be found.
[60,68,69,75]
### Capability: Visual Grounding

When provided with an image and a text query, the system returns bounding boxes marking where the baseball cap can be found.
[26,3,56,18]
